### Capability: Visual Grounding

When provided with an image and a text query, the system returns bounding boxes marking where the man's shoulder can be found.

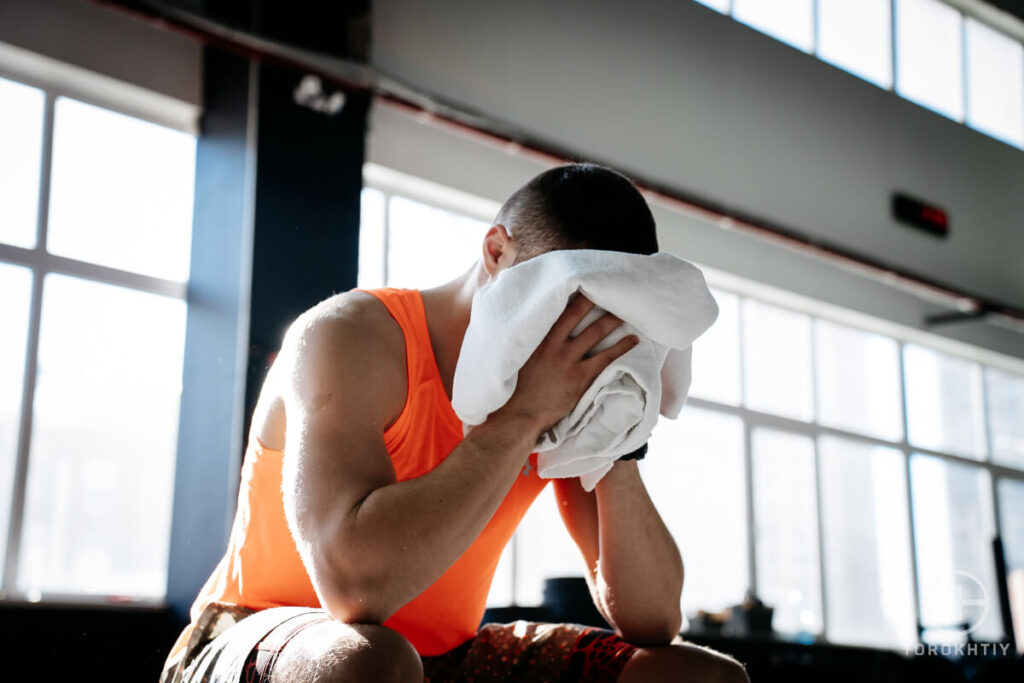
[280,290,406,372]
[276,289,408,421]
[295,289,401,339]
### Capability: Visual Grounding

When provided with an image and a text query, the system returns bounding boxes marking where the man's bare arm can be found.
[280,293,638,624]
[554,461,684,645]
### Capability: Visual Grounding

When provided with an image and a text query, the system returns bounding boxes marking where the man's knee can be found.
[271,621,423,683]
[621,640,749,683]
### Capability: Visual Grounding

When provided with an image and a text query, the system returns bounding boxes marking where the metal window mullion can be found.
[737,297,758,599]
[961,10,970,124]
[685,394,1024,479]
[811,0,821,58]
[979,366,1008,640]
[891,0,901,94]
[808,319,829,640]
[897,342,924,643]
[2,90,55,598]
[0,243,188,299]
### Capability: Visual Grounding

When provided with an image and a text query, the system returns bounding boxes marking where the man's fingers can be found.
[568,311,625,360]
[581,333,639,378]
[548,292,597,342]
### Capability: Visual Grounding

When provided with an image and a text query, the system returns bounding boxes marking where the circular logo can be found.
[921,570,989,636]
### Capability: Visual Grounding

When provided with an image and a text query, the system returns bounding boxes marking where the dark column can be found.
[244,61,369,437]
[166,50,369,623]
[166,46,257,621]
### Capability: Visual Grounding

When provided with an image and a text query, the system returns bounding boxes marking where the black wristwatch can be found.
[619,442,647,461]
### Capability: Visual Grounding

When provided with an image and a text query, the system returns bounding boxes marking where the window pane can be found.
[742,299,814,421]
[911,454,1002,644]
[643,408,748,614]
[734,0,815,53]
[386,196,488,289]
[895,0,964,121]
[904,344,986,460]
[358,187,387,289]
[513,485,580,606]
[752,427,822,635]
[46,97,196,281]
[965,18,1024,148]
[998,478,1024,572]
[814,319,903,441]
[819,436,917,649]
[486,538,514,607]
[0,263,33,574]
[817,0,893,88]
[690,288,741,405]
[693,0,730,13]
[0,77,44,248]
[987,366,1024,469]
[19,275,186,597]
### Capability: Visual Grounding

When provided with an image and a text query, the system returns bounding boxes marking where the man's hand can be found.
[492,292,639,439]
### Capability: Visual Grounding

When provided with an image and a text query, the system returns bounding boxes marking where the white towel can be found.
[451,249,719,491]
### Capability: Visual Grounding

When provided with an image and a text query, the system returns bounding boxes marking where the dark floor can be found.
[3,603,1020,682]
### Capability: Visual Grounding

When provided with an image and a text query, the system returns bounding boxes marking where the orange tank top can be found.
[168,287,550,659]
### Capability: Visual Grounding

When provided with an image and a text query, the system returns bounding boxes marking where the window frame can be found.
[697,0,1024,149]
[361,163,1024,651]
[0,63,198,608]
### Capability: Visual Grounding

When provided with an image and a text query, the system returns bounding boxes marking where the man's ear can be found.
[481,224,518,277]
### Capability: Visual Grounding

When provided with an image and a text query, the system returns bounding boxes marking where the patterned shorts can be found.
[164,603,640,682]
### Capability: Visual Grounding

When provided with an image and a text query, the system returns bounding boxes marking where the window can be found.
[895,0,965,121]
[0,77,44,248]
[911,455,1002,644]
[642,408,749,615]
[987,366,1024,470]
[689,288,742,406]
[733,0,815,53]
[0,264,33,573]
[690,0,1024,149]
[903,343,987,460]
[819,436,916,648]
[358,187,490,290]
[0,73,196,603]
[965,17,1024,147]
[752,427,823,636]
[693,0,731,14]
[733,0,811,52]
[816,0,893,88]
[20,276,186,597]
[46,98,195,281]
[742,298,815,422]
[997,478,1024,572]
[362,166,1024,651]
[814,319,903,442]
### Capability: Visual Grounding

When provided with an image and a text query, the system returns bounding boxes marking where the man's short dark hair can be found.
[495,163,659,265]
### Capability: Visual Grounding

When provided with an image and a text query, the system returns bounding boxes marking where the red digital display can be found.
[893,193,949,237]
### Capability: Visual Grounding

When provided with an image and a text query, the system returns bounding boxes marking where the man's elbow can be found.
[317,571,399,625]
[309,541,398,625]
[615,609,683,646]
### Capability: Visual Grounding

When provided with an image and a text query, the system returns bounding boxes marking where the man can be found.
[162,163,750,682]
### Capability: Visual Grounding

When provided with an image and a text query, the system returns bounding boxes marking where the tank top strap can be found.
[353,286,435,380]
[351,287,445,439]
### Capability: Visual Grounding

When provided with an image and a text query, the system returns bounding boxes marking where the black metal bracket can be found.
[924,307,990,328]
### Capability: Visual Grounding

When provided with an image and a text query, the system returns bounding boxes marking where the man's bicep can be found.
[279,310,402,560]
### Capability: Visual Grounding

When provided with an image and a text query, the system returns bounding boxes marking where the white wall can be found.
[369,0,1024,362]
[0,0,200,106]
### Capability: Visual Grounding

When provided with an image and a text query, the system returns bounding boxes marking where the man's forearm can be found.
[593,458,684,644]
[329,412,539,623]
